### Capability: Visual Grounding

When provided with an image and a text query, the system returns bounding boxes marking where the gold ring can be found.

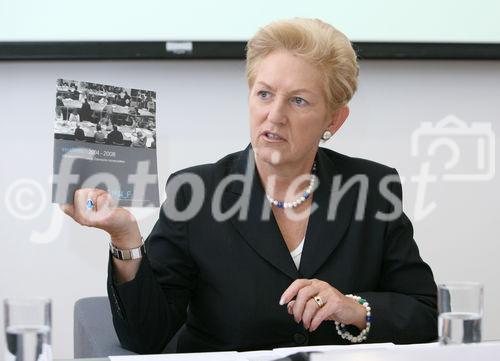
[313,295,324,308]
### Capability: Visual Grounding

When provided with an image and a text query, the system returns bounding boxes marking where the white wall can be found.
[0,59,499,358]
[2,0,500,42]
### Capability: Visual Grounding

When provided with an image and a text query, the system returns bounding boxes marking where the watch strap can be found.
[109,238,145,260]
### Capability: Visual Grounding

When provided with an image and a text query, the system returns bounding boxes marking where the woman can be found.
[55,106,64,122]
[94,124,107,144]
[69,108,80,123]
[106,125,124,145]
[130,130,147,148]
[116,89,131,107]
[62,18,437,353]
[80,98,93,122]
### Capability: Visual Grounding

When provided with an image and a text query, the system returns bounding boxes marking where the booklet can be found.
[52,79,160,207]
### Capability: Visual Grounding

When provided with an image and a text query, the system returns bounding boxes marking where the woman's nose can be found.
[267,98,288,125]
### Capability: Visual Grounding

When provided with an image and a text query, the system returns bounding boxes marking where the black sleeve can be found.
[359,169,438,344]
[107,174,198,354]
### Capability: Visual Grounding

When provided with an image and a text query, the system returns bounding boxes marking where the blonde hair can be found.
[246,18,359,111]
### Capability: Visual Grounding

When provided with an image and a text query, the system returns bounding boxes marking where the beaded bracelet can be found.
[334,294,372,343]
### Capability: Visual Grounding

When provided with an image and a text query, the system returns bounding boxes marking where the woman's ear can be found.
[326,106,350,135]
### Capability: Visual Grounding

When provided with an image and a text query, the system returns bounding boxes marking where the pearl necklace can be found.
[266,162,317,209]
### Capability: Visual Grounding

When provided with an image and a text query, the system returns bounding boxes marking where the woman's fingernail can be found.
[279,297,285,305]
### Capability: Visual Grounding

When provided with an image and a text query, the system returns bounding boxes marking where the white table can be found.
[60,342,500,361]
[312,341,500,361]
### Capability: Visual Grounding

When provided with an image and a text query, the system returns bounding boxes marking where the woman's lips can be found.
[262,131,286,142]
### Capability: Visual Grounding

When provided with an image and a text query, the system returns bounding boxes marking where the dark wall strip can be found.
[1,41,500,61]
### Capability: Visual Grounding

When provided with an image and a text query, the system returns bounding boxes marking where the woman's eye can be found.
[292,97,308,106]
[257,90,270,99]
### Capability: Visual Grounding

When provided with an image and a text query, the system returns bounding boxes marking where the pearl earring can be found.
[322,130,333,141]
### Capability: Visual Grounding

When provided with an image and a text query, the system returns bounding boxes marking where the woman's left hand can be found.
[280,279,367,332]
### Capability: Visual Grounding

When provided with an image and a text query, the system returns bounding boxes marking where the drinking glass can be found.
[438,282,483,344]
[4,298,52,361]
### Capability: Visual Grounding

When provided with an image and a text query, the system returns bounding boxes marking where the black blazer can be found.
[107,146,437,354]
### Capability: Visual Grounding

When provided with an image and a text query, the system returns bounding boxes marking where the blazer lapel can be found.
[298,148,361,279]
[222,146,299,280]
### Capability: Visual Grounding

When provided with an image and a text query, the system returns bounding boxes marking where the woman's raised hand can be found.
[60,188,142,248]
